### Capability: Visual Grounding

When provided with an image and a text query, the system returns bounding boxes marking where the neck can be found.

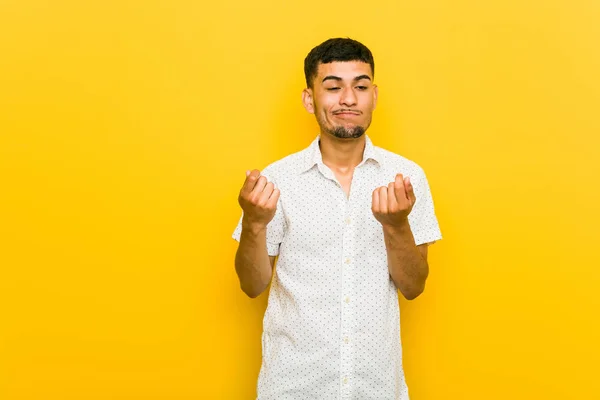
[318,132,366,173]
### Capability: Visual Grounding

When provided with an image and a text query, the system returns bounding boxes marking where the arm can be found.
[234,221,276,298]
[235,169,280,298]
[372,173,430,300]
[383,222,429,300]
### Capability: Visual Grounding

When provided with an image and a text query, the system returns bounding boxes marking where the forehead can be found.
[315,61,373,81]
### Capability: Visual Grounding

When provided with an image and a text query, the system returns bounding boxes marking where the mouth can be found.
[333,111,361,119]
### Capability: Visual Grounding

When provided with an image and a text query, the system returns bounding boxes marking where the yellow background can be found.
[1,0,599,399]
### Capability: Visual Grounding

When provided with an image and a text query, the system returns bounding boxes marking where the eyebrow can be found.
[322,74,372,83]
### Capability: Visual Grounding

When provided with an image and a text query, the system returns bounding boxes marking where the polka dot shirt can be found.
[232,134,442,399]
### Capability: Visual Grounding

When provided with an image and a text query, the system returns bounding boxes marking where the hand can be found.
[238,169,280,228]
[372,174,416,229]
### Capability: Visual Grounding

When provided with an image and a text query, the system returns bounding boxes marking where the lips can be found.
[334,110,360,115]
[334,112,360,119]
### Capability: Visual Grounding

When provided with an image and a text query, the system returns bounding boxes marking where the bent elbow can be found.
[403,292,420,301]
[400,285,425,301]
[241,284,267,299]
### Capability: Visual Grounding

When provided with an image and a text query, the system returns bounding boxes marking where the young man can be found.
[232,38,442,399]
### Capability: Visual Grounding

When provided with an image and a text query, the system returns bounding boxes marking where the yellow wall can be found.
[1,1,599,399]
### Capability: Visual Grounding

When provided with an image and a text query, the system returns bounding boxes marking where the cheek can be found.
[362,99,376,116]
[316,93,337,109]
[361,93,375,107]
[319,109,332,124]
[316,100,334,118]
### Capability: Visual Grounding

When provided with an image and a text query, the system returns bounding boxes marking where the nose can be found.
[339,87,358,107]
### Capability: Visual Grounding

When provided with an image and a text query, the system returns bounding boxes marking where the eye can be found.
[356,86,368,90]
[326,87,341,91]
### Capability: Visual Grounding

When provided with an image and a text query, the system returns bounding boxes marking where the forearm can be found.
[235,219,273,298]
[383,221,428,300]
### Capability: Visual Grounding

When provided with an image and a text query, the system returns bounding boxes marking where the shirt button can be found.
[343,377,348,384]
[345,297,350,303]
[344,337,349,344]
[344,258,351,264]
[345,217,351,225]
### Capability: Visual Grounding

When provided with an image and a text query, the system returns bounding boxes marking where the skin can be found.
[235,60,430,300]
[235,170,279,298]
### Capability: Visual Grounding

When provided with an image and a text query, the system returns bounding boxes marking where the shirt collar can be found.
[299,134,381,174]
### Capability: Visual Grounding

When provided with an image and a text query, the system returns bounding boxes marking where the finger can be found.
[405,176,416,204]
[372,188,380,213]
[266,187,280,209]
[242,169,261,194]
[388,182,398,211]
[258,182,275,205]
[379,186,388,213]
[394,173,407,202]
[250,175,268,198]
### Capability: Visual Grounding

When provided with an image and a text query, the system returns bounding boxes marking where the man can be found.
[232,38,442,399]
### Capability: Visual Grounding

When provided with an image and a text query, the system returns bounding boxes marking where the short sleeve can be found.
[407,166,442,246]
[231,168,286,256]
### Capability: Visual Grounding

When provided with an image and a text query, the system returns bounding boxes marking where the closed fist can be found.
[372,173,416,228]
[238,169,280,227]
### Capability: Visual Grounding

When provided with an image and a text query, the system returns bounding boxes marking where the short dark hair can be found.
[304,38,375,88]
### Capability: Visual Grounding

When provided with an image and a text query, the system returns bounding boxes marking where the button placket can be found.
[340,196,356,398]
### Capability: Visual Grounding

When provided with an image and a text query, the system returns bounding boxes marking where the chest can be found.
[278,169,391,249]
[334,171,353,198]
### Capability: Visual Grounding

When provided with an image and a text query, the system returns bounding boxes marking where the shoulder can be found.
[259,147,308,180]
[374,145,427,178]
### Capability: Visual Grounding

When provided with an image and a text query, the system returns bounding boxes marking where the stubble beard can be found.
[318,114,368,139]
[329,125,366,139]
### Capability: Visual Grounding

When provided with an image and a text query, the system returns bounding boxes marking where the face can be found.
[302,61,378,139]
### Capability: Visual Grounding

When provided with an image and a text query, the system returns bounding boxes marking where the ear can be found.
[302,88,315,114]
[373,84,379,110]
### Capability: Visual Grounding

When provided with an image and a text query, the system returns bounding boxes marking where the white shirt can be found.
[232,135,442,400]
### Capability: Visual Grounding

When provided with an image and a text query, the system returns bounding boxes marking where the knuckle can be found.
[249,194,260,204]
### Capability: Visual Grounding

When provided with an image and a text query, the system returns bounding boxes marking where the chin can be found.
[329,126,366,139]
